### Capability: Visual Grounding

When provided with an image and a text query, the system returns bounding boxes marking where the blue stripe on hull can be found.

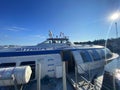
[0,48,103,57]
[0,50,61,57]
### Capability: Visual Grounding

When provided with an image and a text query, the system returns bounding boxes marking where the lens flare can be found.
[110,13,119,20]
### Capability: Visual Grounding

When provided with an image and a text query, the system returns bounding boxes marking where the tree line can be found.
[74,38,120,55]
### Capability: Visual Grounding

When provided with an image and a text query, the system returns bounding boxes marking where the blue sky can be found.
[0,0,120,45]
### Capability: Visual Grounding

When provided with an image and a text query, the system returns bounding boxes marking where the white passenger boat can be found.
[0,32,119,90]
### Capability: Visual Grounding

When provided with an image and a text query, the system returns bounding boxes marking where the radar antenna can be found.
[60,32,64,38]
[49,30,53,38]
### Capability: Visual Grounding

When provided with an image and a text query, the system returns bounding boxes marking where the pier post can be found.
[37,63,41,90]
[61,50,71,90]
[62,61,67,90]
[113,73,116,90]
[75,63,78,89]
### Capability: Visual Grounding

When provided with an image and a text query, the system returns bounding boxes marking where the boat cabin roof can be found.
[40,37,70,44]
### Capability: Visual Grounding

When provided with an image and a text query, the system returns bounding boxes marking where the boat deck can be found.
[67,72,103,90]
[24,78,74,90]
[0,78,74,90]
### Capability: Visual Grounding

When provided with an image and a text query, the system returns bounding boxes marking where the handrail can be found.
[77,64,103,90]
[94,79,110,90]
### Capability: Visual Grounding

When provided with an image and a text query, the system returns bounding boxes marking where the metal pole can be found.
[113,74,116,90]
[37,63,41,90]
[62,61,67,90]
[88,64,90,81]
[115,22,118,38]
[75,63,78,89]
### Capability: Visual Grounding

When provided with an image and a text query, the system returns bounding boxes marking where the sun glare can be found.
[110,13,119,20]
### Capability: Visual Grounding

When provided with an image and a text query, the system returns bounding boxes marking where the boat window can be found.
[99,49,105,59]
[80,50,92,62]
[52,40,56,43]
[20,61,35,80]
[106,48,113,59]
[99,48,112,59]
[88,50,101,61]
[0,63,16,68]
[16,48,21,51]
[61,40,67,43]
[44,40,52,44]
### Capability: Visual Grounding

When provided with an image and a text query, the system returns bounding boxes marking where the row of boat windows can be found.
[16,48,46,51]
[44,40,69,44]
[80,49,112,62]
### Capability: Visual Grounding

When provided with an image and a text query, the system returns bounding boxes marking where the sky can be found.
[0,0,120,45]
